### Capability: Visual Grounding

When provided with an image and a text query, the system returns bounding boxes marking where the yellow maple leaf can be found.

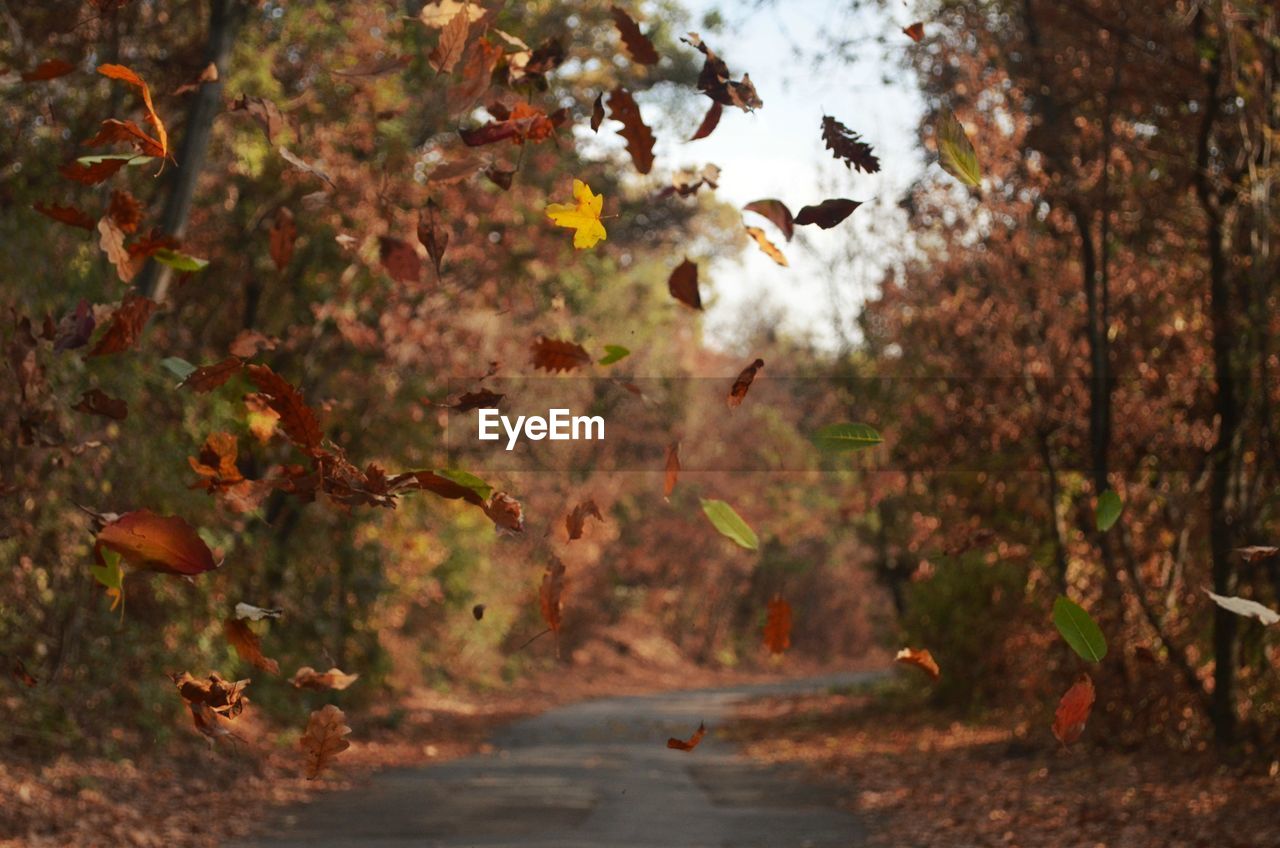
[546,179,607,249]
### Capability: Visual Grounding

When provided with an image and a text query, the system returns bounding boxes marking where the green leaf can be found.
[936,111,981,187]
[160,356,196,381]
[598,345,630,365]
[700,498,759,551]
[75,153,151,167]
[1052,596,1107,663]
[90,547,125,616]
[434,468,493,502]
[1096,489,1123,532]
[812,423,882,453]
[152,248,209,272]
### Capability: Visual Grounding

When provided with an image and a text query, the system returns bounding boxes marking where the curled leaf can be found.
[894,647,940,680]
[667,721,707,751]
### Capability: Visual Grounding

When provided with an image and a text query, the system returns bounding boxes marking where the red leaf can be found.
[540,556,567,636]
[1052,673,1095,746]
[72,388,128,420]
[728,358,764,408]
[689,101,722,141]
[682,33,761,111]
[21,58,76,82]
[903,22,925,42]
[590,93,605,133]
[59,158,129,185]
[667,721,707,751]
[223,618,280,675]
[743,199,794,241]
[33,202,95,231]
[379,236,421,284]
[531,337,592,373]
[88,294,156,357]
[244,364,323,454]
[95,509,219,576]
[268,207,296,272]
[763,595,792,654]
[794,198,861,229]
[565,498,603,541]
[663,442,680,498]
[180,357,244,392]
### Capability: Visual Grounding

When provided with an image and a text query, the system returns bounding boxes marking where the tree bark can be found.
[136,0,249,302]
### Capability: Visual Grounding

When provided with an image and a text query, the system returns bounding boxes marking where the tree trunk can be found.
[136,0,249,302]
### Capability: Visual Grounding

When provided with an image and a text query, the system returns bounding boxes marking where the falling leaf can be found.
[108,190,143,233]
[430,7,471,73]
[903,22,924,42]
[794,199,861,229]
[418,0,485,27]
[660,164,720,198]
[744,226,787,267]
[97,64,168,160]
[701,498,758,550]
[86,294,156,358]
[301,705,352,780]
[223,619,280,675]
[1204,589,1280,626]
[1236,546,1279,562]
[546,179,607,249]
[821,116,880,173]
[1052,596,1108,663]
[279,147,336,188]
[418,469,490,503]
[935,111,981,187]
[98,217,139,282]
[1053,673,1095,746]
[12,658,38,688]
[607,88,656,175]
[689,101,722,141]
[72,388,128,421]
[171,671,250,719]
[268,207,296,271]
[379,235,421,284]
[152,248,208,272]
[450,389,504,412]
[179,356,244,392]
[231,95,285,144]
[667,721,707,751]
[290,666,360,691]
[21,58,76,82]
[728,358,764,407]
[540,557,567,649]
[95,509,219,576]
[172,62,218,95]
[743,200,794,242]
[417,199,449,277]
[682,33,761,111]
[484,163,516,190]
[763,595,792,654]
[244,364,324,454]
[89,547,125,612]
[483,491,525,533]
[460,102,565,146]
[663,442,680,499]
[895,647,940,680]
[590,94,605,132]
[610,6,659,65]
[531,336,593,372]
[1096,489,1123,532]
[812,423,882,452]
[59,157,130,185]
[53,300,96,351]
[598,345,630,365]
[34,202,95,231]
[229,329,277,359]
[668,259,702,309]
[566,499,604,541]
[234,602,283,621]
[472,603,486,621]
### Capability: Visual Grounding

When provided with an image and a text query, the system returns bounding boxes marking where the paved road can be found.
[237,672,876,848]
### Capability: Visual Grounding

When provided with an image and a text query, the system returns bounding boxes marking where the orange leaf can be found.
[667,721,707,751]
[171,671,250,718]
[483,491,525,533]
[429,7,471,73]
[728,358,764,408]
[379,235,421,284]
[531,337,592,373]
[745,225,788,266]
[95,509,219,576]
[267,207,296,272]
[107,190,143,233]
[1052,673,1095,746]
[21,58,76,82]
[894,647,941,680]
[763,595,792,654]
[290,666,359,691]
[97,217,139,282]
[663,441,680,499]
[903,22,925,42]
[540,556,567,637]
[223,618,280,675]
[188,431,245,492]
[97,63,168,159]
[244,364,323,454]
[300,704,352,780]
[84,118,165,159]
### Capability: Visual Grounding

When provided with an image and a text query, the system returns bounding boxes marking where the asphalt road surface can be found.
[236,672,876,848]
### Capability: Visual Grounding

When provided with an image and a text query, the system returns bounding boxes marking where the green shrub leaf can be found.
[1053,596,1107,663]
[812,423,882,452]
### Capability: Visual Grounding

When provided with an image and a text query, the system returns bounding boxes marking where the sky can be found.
[665,0,927,349]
